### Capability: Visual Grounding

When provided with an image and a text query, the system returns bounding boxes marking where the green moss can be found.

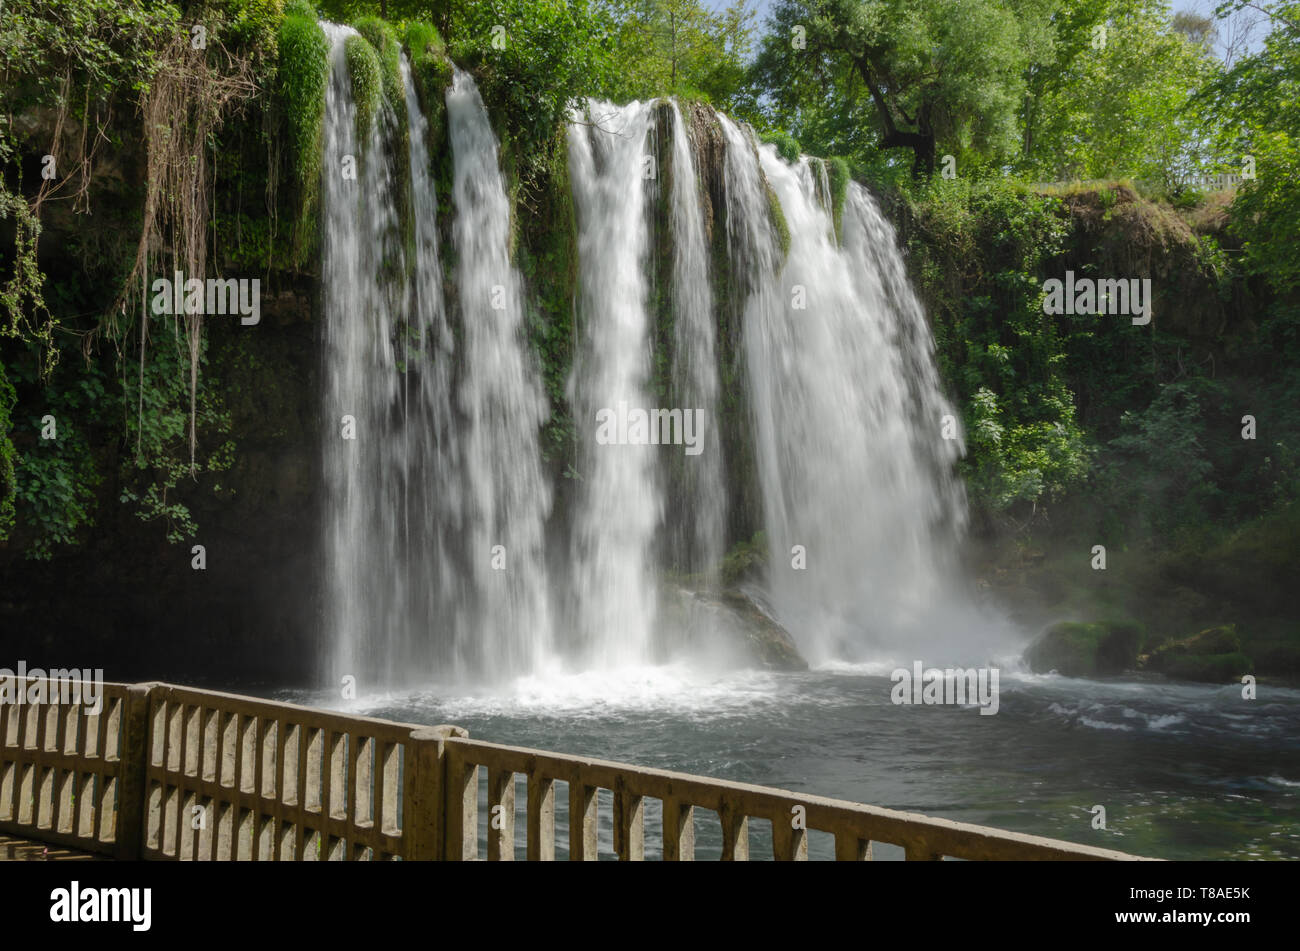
[353,16,403,120]
[1142,625,1254,682]
[720,532,768,586]
[276,11,329,267]
[404,21,452,135]
[352,18,409,257]
[344,33,382,145]
[762,131,801,164]
[765,181,790,258]
[1025,620,1145,677]
[517,126,579,481]
[827,156,850,244]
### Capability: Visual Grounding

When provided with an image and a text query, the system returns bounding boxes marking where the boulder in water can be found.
[662,583,808,671]
[1139,625,1254,683]
[1024,620,1144,677]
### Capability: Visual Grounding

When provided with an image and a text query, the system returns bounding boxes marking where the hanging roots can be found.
[111,26,256,468]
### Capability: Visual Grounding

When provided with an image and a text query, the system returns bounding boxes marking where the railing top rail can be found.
[2,675,130,697]
[445,736,1153,861]
[5,677,468,742]
[146,682,465,741]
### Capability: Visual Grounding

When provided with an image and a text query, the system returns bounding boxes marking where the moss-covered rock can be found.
[826,156,849,243]
[765,181,790,259]
[719,531,767,586]
[343,33,382,145]
[706,588,808,671]
[404,21,452,128]
[1024,619,1145,676]
[762,130,800,164]
[353,16,404,120]
[1251,639,1300,677]
[661,581,807,671]
[276,11,330,267]
[1140,625,1254,682]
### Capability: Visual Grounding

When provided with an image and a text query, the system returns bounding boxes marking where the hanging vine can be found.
[111,25,257,469]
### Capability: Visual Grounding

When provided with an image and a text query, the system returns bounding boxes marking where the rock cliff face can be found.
[0,281,326,685]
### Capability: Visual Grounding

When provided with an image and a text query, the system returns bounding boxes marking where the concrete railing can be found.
[1,679,1149,861]
[442,738,1142,861]
[138,683,464,860]
[0,680,144,859]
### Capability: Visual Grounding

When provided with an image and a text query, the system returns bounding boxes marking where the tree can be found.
[600,0,757,106]
[1020,0,1224,186]
[1203,1,1300,289]
[750,0,1037,177]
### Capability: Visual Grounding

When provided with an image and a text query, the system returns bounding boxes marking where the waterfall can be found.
[666,102,725,575]
[565,101,661,667]
[398,56,459,677]
[444,69,554,677]
[321,23,413,686]
[318,26,972,686]
[720,116,967,665]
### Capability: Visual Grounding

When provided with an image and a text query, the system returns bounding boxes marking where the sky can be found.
[699,0,1270,64]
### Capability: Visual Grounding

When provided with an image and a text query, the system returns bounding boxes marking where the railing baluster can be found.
[487,768,515,861]
[720,804,748,861]
[663,799,694,861]
[443,745,477,861]
[613,785,644,861]
[526,774,554,861]
[773,814,808,861]
[568,776,597,861]
[834,833,872,861]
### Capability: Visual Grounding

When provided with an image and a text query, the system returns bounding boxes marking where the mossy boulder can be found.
[1024,620,1144,677]
[1140,625,1254,682]
[664,584,806,671]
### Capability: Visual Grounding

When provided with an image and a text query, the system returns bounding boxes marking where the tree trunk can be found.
[855,56,937,180]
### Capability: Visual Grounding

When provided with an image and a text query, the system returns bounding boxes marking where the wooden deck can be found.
[0,833,103,862]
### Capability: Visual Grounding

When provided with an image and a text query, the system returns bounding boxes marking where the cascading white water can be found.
[719,115,967,665]
[445,69,554,677]
[321,35,975,686]
[322,23,411,686]
[666,102,726,574]
[565,101,662,667]
[398,56,459,675]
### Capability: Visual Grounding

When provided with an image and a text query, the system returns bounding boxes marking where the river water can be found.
[274,665,1300,860]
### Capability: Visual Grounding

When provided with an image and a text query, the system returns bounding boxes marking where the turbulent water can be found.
[275,669,1300,860]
